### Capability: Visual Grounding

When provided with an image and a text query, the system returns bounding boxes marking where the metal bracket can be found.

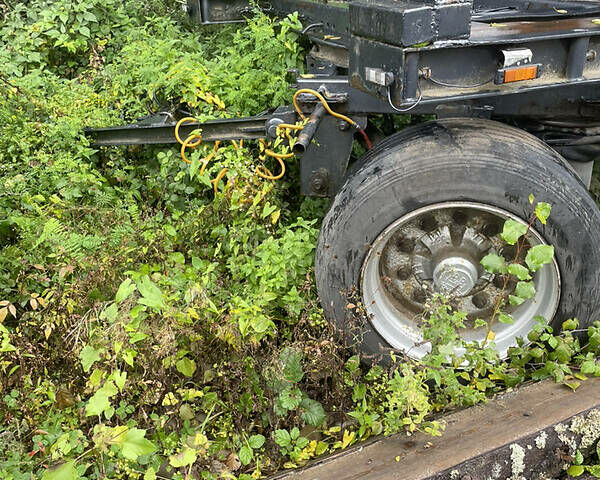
[300,114,367,197]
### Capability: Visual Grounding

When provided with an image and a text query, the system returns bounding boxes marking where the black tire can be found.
[315,118,600,360]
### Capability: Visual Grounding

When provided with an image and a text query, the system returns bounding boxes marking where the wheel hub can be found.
[361,202,561,360]
[433,256,478,296]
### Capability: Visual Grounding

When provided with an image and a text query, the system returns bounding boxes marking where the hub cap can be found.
[360,202,561,359]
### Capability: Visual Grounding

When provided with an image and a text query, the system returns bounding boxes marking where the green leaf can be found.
[189,156,201,180]
[575,449,584,465]
[279,387,302,410]
[121,428,156,461]
[525,245,554,272]
[498,313,515,324]
[100,303,118,323]
[528,194,535,204]
[567,465,585,477]
[42,461,79,480]
[581,360,596,374]
[175,357,196,377]
[587,464,600,478]
[169,446,197,467]
[239,445,253,465]
[507,263,531,280]
[248,434,265,449]
[562,318,578,331]
[112,370,127,392]
[274,429,291,447]
[555,344,572,363]
[85,380,117,417]
[85,390,110,417]
[300,398,326,427]
[135,275,165,310]
[480,253,507,274]
[115,278,136,303]
[296,436,309,449]
[515,281,535,300]
[501,219,528,245]
[280,348,303,383]
[535,202,551,225]
[79,345,101,373]
[564,380,580,391]
[144,467,156,480]
[548,336,559,349]
[509,295,525,306]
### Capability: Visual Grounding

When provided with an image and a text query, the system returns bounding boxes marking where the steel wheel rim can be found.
[360,202,561,359]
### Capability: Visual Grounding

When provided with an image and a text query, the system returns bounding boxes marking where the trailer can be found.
[85,0,600,361]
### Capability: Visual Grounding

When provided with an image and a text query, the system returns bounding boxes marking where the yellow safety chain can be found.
[173,88,371,193]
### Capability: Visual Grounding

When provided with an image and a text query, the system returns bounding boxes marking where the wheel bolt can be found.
[412,288,427,303]
[420,215,438,232]
[397,266,412,280]
[472,292,488,309]
[502,245,517,261]
[397,237,415,253]
[482,222,501,237]
[452,210,468,225]
[493,275,505,289]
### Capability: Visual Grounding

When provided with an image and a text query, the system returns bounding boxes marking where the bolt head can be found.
[338,120,350,131]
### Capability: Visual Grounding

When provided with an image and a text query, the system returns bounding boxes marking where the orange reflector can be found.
[502,65,538,83]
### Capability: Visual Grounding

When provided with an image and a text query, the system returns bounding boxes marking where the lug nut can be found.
[397,237,415,253]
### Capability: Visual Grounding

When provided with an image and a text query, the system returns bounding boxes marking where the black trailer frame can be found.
[86,0,600,194]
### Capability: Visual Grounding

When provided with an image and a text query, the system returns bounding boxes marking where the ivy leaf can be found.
[480,253,507,274]
[238,445,253,466]
[112,370,127,392]
[300,398,326,427]
[248,434,265,449]
[501,219,528,245]
[121,428,156,461]
[169,446,197,467]
[42,461,79,480]
[515,281,536,300]
[115,278,136,303]
[567,465,585,477]
[498,313,515,324]
[135,276,165,310]
[535,202,551,225]
[85,381,117,417]
[79,345,101,373]
[175,357,196,377]
[525,245,554,272]
[507,263,531,280]
[85,390,110,417]
[279,387,302,410]
[100,303,118,323]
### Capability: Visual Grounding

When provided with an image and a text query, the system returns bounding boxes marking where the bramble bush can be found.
[2,1,600,479]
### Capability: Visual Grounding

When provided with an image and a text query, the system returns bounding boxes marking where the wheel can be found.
[315,118,600,361]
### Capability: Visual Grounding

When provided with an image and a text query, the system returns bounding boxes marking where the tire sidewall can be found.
[316,119,600,359]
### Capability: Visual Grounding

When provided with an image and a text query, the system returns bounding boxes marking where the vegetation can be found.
[1,1,600,479]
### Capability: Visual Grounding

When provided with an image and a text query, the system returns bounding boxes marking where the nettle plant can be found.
[480,195,554,340]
